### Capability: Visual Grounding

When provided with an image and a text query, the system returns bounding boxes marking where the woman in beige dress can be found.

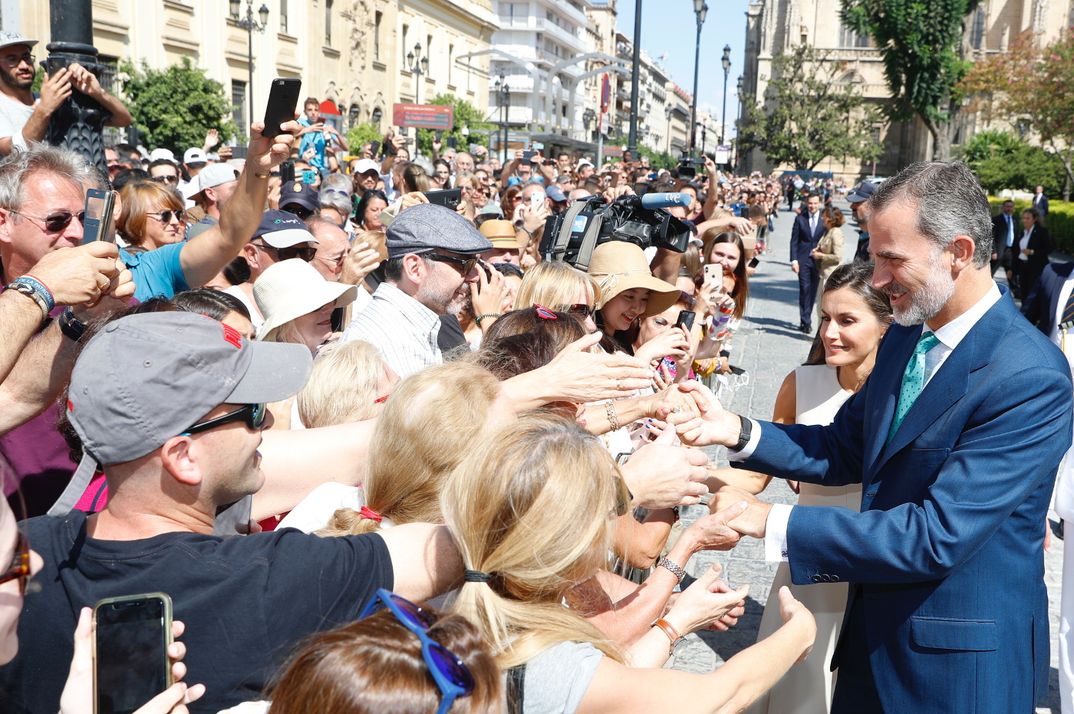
[713,263,891,714]
[811,206,845,321]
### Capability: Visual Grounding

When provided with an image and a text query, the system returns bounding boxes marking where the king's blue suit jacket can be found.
[740,289,1072,712]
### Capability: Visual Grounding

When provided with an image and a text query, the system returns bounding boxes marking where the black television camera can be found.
[675,155,703,180]
[539,192,693,271]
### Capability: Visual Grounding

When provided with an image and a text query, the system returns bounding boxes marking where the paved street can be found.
[669,202,1065,713]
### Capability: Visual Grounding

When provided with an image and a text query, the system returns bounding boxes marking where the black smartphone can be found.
[423,188,463,210]
[83,188,117,244]
[280,160,295,185]
[748,256,760,268]
[447,136,458,149]
[94,593,173,714]
[263,77,302,137]
[522,150,536,162]
[675,310,696,332]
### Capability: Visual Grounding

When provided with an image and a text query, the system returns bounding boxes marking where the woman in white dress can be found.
[727,262,892,714]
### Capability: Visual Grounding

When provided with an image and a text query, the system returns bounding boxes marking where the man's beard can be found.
[886,261,955,326]
[0,68,31,91]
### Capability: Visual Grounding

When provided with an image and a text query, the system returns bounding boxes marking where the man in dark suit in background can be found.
[991,198,1017,278]
[790,193,825,333]
[1034,185,1050,222]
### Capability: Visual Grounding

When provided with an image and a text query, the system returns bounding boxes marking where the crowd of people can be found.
[0,34,1073,714]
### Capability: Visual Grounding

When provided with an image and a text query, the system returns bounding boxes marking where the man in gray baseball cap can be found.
[847,180,878,262]
[342,203,491,377]
[3,310,462,713]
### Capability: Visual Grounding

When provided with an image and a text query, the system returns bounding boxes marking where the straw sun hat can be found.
[255,259,358,338]
[587,241,680,317]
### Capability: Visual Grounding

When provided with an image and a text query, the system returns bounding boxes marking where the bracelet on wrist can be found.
[14,274,56,313]
[605,400,621,431]
[652,617,684,646]
[474,313,502,326]
[656,555,687,583]
[6,277,52,320]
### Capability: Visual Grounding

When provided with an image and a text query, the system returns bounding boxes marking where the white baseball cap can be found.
[0,31,37,51]
[148,148,176,164]
[184,148,208,165]
[352,158,380,175]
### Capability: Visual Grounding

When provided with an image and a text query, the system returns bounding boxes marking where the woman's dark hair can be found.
[473,307,586,379]
[494,262,524,280]
[267,606,501,714]
[111,168,150,192]
[173,288,251,321]
[355,189,388,229]
[821,205,845,228]
[1022,207,1041,224]
[223,255,252,285]
[805,262,893,365]
[703,231,750,320]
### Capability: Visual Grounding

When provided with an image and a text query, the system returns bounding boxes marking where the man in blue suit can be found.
[673,162,1073,712]
[790,192,825,333]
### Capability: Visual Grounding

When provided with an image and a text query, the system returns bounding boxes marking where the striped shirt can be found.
[342,282,442,378]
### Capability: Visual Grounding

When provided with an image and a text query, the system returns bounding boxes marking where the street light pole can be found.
[627,0,642,155]
[495,75,510,164]
[735,74,743,170]
[231,0,269,124]
[406,43,429,154]
[719,45,731,148]
[689,0,708,155]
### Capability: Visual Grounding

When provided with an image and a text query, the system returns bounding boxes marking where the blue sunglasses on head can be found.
[360,589,475,714]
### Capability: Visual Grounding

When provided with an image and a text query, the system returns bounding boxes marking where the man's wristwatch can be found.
[59,307,88,342]
[732,415,752,452]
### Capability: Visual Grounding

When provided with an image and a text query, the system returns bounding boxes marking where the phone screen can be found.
[95,595,170,714]
[83,189,116,244]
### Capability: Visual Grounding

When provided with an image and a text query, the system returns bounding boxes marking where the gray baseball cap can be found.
[49,312,312,516]
[386,203,492,260]
[847,181,878,204]
[0,31,36,51]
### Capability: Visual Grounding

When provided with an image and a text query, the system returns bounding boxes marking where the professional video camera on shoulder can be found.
[539,192,694,271]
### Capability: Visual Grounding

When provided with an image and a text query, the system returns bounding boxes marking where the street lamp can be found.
[719,44,731,148]
[494,74,511,163]
[734,75,743,170]
[699,122,707,156]
[230,0,269,126]
[406,43,430,103]
[689,0,708,154]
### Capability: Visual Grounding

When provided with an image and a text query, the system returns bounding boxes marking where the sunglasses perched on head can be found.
[360,589,475,714]
[560,303,595,319]
[11,209,85,234]
[182,403,267,436]
[0,529,31,595]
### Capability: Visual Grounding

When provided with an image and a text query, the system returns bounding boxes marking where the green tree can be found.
[414,95,494,156]
[959,29,1074,199]
[958,130,1065,195]
[841,0,977,161]
[118,58,238,152]
[345,122,383,154]
[737,45,882,171]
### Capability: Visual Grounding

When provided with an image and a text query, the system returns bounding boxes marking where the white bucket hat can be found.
[254,259,358,339]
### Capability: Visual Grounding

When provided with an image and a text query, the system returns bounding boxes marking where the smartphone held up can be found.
[93,592,173,714]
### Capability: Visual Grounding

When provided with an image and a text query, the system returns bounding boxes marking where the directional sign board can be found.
[392,103,454,131]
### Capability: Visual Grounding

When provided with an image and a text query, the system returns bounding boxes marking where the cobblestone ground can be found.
[668,202,1064,713]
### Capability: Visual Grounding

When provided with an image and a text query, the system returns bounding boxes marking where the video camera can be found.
[539,192,693,271]
[675,155,703,180]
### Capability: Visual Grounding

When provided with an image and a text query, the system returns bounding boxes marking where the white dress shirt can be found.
[1019,227,1033,262]
[342,282,442,379]
[733,283,1003,562]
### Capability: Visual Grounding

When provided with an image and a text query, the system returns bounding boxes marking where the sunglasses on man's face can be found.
[182,403,267,436]
[0,529,31,595]
[11,209,85,234]
[426,253,477,276]
[152,174,179,185]
[255,241,317,262]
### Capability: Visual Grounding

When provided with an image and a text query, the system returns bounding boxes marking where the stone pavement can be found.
[667,202,1065,713]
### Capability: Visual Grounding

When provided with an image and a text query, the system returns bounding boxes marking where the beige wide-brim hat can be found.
[587,241,680,317]
[254,259,358,338]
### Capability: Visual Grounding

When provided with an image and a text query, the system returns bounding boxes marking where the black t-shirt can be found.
[0,510,394,713]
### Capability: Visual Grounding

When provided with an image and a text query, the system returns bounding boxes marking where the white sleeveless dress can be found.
[748,364,862,714]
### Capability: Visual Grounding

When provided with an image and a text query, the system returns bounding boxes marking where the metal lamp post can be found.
[688,0,708,154]
[230,0,269,124]
[494,74,511,163]
[734,74,743,170]
[627,0,643,155]
[406,43,430,103]
[719,44,731,148]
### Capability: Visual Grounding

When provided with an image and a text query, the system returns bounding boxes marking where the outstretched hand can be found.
[662,381,741,448]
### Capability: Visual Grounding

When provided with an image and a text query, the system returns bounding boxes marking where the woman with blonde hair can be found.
[444,414,816,713]
[117,180,186,252]
[296,340,397,428]
[255,259,357,353]
[319,361,505,536]
[514,261,601,332]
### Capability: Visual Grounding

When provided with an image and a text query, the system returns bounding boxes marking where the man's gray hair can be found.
[869,162,993,268]
[0,144,104,210]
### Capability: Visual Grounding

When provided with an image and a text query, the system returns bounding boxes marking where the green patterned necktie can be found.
[889,331,941,439]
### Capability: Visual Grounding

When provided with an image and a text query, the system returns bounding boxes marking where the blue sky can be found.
[615,0,750,129]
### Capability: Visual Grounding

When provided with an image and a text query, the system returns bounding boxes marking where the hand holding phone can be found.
[675,310,696,333]
[82,188,117,244]
[263,78,302,137]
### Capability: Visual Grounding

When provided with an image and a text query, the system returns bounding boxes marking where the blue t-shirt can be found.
[120,243,189,301]
[298,117,327,172]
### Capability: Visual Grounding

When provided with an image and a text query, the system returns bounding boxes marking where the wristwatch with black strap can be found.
[732,415,752,452]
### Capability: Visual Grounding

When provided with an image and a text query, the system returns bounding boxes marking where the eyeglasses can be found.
[2,52,33,67]
[0,529,31,595]
[182,403,266,436]
[152,174,179,185]
[253,241,318,262]
[359,589,475,714]
[561,303,595,319]
[146,209,186,224]
[426,253,477,276]
[10,209,85,234]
